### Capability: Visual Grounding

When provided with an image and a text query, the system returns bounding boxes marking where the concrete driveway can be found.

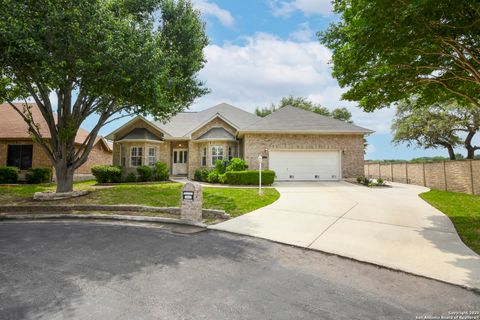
[210,181,480,290]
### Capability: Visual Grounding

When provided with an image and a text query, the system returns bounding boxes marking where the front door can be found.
[172,149,188,175]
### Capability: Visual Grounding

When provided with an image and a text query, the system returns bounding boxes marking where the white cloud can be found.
[191,33,392,134]
[365,143,376,155]
[271,0,332,17]
[289,22,314,41]
[191,0,235,27]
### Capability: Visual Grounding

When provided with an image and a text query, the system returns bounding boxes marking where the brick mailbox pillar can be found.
[180,182,203,222]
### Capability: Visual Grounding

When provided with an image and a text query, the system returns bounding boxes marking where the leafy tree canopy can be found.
[319,0,480,111]
[0,0,208,192]
[255,96,353,122]
[392,98,480,159]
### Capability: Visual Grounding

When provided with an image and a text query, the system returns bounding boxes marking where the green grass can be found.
[203,187,279,217]
[0,182,280,216]
[420,190,480,254]
[0,180,96,202]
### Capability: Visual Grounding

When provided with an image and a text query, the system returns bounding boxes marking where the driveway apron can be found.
[209,181,480,290]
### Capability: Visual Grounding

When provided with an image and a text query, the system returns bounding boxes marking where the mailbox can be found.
[180,182,202,222]
[183,191,194,201]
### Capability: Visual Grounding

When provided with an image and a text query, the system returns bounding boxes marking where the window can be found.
[228,146,235,160]
[201,147,207,166]
[7,145,33,170]
[211,146,224,166]
[148,147,156,167]
[173,150,188,164]
[130,147,143,167]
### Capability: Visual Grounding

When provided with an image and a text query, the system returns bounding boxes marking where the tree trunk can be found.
[54,161,75,193]
[446,145,456,160]
[464,131,477,159]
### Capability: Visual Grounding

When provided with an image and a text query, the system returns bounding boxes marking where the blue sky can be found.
[93,0,469,160]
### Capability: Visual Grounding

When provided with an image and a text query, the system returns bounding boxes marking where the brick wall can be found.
[0,140,52,168]
[244,133,365,178]
[1,139,112,179]
[365,160,480,195]
[187,118,239,179]
[76,142,113,174]
[112,141,169,175]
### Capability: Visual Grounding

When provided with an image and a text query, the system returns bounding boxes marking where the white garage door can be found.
[269,150,341,181]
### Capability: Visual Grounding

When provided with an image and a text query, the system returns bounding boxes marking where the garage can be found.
[269,150,341,181]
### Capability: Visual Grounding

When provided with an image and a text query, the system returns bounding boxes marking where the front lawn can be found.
[0,182,280,217]
[420,190,480,254]
[0,180,96,202]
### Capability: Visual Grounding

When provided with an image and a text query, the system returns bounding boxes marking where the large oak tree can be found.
[392,99,480,159]
[319,0,480,111]
[0,0,208,192]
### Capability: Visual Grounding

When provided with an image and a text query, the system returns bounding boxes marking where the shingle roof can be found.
[0,102,112,149]
[119,128,162,141]
[241,105,373,134]
[195,127,236,141]
[154,103,260,137]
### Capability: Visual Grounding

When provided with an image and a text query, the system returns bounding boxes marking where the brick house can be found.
[106,103,372,181]
[0,103,112,180]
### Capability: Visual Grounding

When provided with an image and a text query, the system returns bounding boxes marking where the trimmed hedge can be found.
[91,165,122,183]
[224,170,275,185]
[136,165,153,182]
[0,166,19,184]
[26,167,52,184]
[207,169,220,183]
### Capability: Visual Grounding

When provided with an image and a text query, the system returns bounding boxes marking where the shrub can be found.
[218,173,227,184]
[377,178,385,185]
[125,172,137,182]
[224,170,275,186]
[0,166,19,184]
[91,165,122,183]
[207,169,220,183]
[153,162,169,181]
[194,168,212,182]
[226,158,247,172]
[25,167,52,184]
[356,176,364,184]
[136,165,153,182]
[215,159,229,174]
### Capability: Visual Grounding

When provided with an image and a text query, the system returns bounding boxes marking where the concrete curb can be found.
[0,205,230,219]
[1,213,207,228]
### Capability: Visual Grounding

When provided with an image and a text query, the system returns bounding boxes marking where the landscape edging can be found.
[0,213,207,228]
[0,204,230,219]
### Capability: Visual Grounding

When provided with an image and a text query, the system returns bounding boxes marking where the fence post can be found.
[405,162,409,184]
[443,161,448,191]
[470,160,475,195]
[422,162,426,187]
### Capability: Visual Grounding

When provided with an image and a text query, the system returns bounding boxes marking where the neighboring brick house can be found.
[106,103,372,181]
[0,103,112,180]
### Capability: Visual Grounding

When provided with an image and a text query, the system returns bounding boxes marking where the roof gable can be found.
[105,116,170,141]
[195,127,236,141]
[153,103,260,138]
[119,127,163,141]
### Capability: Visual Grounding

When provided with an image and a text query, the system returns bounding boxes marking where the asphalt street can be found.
[0,221,478,320]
